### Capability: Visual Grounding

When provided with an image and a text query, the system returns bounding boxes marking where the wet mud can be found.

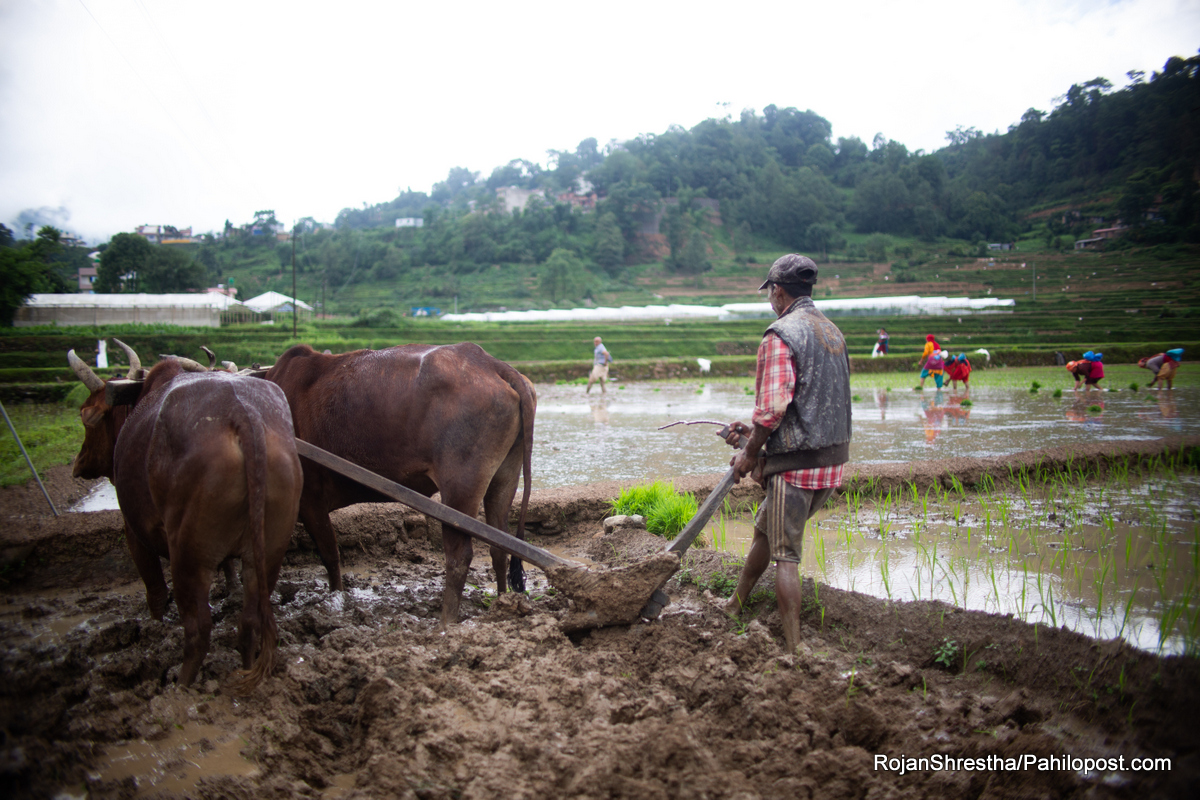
[2,438,1199,798]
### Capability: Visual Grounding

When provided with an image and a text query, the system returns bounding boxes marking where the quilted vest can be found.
[760,297,852,476]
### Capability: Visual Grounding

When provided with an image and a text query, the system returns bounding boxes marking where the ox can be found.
[69,342,302,692]
[265,343,536,625]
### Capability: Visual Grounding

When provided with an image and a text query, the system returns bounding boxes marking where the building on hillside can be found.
[395,217,424,228]
[496,187,546,214]
[1074,237,1105,250]
[1093,225,1129,240]
[77,266,97,292]
[556,191,596,211]
[138,224,196,244]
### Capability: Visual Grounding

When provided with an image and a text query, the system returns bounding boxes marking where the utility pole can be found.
[291,222,297,338]
[1032,261,1036,302]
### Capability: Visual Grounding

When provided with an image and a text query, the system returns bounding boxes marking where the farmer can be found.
[918,334,940,390]
[586,336,613,394]
[1067,351,1101,391]
[721,254,852,656]
[923,349,948,390]
[1139,348,1183,389]
[874,327,889,356]
[1082,351,1105,392]
[947,353,972,392]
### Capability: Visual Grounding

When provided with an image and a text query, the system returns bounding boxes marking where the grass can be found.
[610,480,698,539]
[0,399,85,488]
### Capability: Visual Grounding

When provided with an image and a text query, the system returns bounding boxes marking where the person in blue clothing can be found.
[586,336,614,394]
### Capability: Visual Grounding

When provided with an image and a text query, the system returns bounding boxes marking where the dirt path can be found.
[2,439,1198,798]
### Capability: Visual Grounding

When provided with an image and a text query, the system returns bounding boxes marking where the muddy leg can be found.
[775,561,803,654]
[126,525,169,620]
[171,559,215,687]
[725,530,770,615]
[299,504,342,591]
[484,444,525,593]
[440,527,473,626]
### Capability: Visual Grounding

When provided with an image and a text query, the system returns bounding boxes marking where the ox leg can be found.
[170,557,216,687]
[299,505,343,591]
[125,524,169,620]
[483,446,525,593]
[439,526,474,626]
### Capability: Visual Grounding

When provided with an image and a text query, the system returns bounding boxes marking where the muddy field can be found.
[2,440,1199,799]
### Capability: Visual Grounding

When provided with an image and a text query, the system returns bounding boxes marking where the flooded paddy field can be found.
[2,440,1200,798]
[704,459,1200,656]
[533,378,1199,488]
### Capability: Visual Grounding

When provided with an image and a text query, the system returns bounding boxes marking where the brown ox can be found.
[69,343,302,692]
[265,343,536,625]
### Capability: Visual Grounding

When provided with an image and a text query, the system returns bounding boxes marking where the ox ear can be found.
[105,379,144,406]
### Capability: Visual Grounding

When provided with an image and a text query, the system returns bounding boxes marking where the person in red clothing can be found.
[947,353,972,392]
[722,254,851,656]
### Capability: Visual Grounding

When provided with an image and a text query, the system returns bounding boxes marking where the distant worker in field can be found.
[922,349,947,390]
[917,334,940,390]
[1139,348,1183,389]
[947,353,972,392]
[721,254,851,657]
[586,336,614,394]
[874,327,889,356]
[1069,351,1104,392]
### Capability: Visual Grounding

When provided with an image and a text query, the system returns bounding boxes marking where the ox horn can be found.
[221,360,239,373]
[201,346,217,369]
[67,349,105,393]
[159,355,210,372]
[112,338,142,380]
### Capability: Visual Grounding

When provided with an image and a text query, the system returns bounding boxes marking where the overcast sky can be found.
[1,0,1196,243]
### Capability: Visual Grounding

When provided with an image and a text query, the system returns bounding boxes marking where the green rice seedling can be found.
[961,399,973,407]
[1053,388,1062,398]
[646,491,699,539]
[878,544,892,600]
[1129,382,1139,392]
[853,394,862,402]
[611,480,678,517]
[1088,405,1103,414]
[1030,381,1041,393]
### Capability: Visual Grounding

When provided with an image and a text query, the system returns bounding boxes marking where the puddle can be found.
[94,719,258,796]
[703,473,1200,655]
[69,478,118,512]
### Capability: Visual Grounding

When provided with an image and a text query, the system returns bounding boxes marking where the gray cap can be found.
[759,254,818,290]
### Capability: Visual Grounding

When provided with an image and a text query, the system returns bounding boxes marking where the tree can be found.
[592,213,625,274]
[96,233,153,292]
[0,226,70,325]
[537,248,592,304]
[139,246,205,293]
[677,230,711,275]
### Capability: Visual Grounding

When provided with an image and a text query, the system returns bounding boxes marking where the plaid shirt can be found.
[751,332,845,489]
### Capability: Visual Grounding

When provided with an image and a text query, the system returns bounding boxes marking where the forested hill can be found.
[339,52,1199,251]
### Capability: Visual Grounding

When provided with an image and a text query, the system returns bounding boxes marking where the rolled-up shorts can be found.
[589,363,609,381]
[755,475,834,563]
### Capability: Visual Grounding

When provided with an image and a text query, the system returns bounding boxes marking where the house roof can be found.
[242,291,314,312]
[24,293,244,310]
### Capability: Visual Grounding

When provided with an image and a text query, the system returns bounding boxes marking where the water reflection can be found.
[70,382,1200,510]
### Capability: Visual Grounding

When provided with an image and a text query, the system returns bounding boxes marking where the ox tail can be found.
[506,369,537,592]
[226,410,277,696]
